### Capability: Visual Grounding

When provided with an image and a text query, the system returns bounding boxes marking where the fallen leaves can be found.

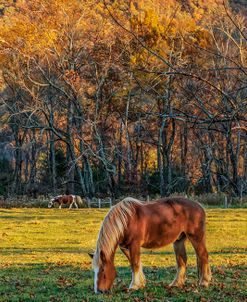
[57,276,75,288]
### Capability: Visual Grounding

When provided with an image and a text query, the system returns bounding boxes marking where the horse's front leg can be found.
[128,243,146,290]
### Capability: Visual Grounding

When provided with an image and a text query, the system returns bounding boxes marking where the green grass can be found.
[0,208,246,302]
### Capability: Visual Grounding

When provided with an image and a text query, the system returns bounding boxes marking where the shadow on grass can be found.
[142,247,247,255]
[0,209,86,221]
[0,214,76,221]
[1,246,246,256]
[0,263,246,302]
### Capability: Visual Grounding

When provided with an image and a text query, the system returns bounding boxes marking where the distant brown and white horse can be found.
[48,195,83,209]
[89,197,211,293]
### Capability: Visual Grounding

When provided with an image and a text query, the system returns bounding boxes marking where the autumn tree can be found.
[0,0,246,201]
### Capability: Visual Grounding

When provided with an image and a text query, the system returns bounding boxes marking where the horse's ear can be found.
[88,252,94,259]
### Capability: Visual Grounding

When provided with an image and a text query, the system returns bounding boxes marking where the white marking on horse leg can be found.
[129,264,146,290]
[59,204,62,209]
[199,263,211,287]
[75,202,78,208]
[94,266,99,293]
[169,266,186,287]
[139,265,146,285]
[70,195,76,209]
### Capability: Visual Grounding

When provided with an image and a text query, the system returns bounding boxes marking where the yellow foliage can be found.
[0,0,117,67]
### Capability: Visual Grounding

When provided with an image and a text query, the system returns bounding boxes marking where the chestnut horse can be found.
[48,195,83,209]
[89,197,211,293]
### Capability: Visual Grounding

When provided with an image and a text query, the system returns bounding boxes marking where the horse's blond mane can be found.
[93,197,143,268]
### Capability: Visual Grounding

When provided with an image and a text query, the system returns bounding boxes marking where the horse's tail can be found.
[75,195,84,206]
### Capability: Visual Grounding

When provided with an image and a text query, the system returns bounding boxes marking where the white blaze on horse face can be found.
[94,265,99,293]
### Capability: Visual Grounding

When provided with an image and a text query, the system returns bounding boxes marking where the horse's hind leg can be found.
[69,201,77,209]
[128,243,146,290]
[188,234,211,287]
[170,234,187,287]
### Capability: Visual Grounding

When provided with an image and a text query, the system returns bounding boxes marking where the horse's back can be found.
[58,195,74,204]
[160,197,206,232]
[157,196,203,210]
[163,197,204,218]
[146,197,205,220]
[127,197,206,249]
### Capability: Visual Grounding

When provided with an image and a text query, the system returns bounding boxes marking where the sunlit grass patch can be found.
[0,208,246,301]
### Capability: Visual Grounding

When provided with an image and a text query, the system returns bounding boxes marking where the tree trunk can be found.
[226,126,240,196]
[49,103,57,194]
[180,123,188,176]
[117,121,123,189]
[65,101,75,194]
[158,118,165,196]
[12,132,23,195]
[29,129,37,188]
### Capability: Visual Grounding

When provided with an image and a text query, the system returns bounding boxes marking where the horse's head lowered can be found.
[48,198,55,208]
[48,195,62,208]
[90,251,116,293]
[89,198,138,293]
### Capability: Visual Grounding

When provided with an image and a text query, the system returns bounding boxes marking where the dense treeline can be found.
[0,0,246,202]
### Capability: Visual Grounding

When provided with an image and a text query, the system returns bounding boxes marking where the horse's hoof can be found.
[199,280,210,287]
[128,287,139,291]
[169,280,185,288]
[129,284,145,291]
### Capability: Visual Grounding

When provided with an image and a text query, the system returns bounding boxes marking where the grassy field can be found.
[0,208,246,302]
